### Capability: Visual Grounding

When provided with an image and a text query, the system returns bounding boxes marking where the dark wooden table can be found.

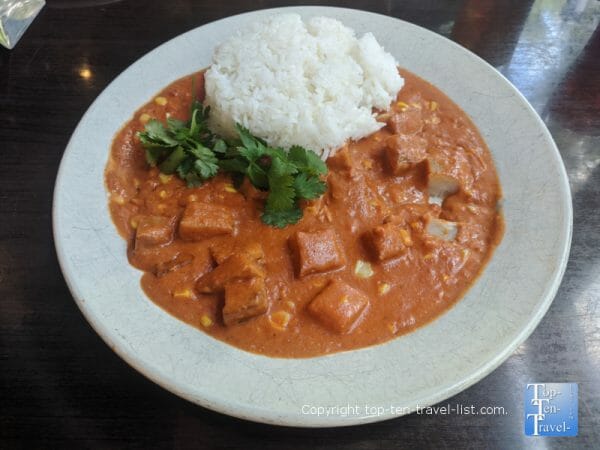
[2,0,599,448]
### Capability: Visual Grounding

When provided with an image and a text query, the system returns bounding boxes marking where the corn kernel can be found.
[174,289,193,299]
[159,190,169,199]
[396,101,409,111]
[200,315,213,328]
[112,194,125,205]
[354,260,374,278]
[410,102,422,109]
[362,159,374,169]
[378,283,391,295]
[387,322,398,334]
[187,194,198,203]
[313,279,327,289]
[130,217,139,229]
[399,229,413,246]
[462,248,471,261]
[224,184,237,193]
[305,206,317,215]
[158,173,173,184]
[139,113,151,123]
[154,96,167,106]
[410,221,420,230]
[430,101,438,111]
[284,301,296,311]
[269,311,291,331]
[423,253,433,260]
[443,275,450,282]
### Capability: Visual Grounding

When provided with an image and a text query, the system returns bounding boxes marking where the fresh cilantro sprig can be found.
[220,125,327,227]
[138,104,228,186]
[137,94,327,228]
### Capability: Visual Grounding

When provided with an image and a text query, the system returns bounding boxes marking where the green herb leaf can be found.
[265,158,296,212]
[293,173,327,200]
[261,207,303,228]
[213,139,227,154]
[288,145,327,176]
[246,162,268,189]
[218,157,248,173]
[138,119,180,148]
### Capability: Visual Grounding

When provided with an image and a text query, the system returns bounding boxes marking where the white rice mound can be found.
[204,14,404,157]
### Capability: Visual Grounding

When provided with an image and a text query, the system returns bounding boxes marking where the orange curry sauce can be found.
[105,69,503,357]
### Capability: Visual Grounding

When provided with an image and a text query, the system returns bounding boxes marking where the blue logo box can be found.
[524,383,578,436]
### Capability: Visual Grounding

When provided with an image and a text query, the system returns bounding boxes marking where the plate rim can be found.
[52,5,573,427]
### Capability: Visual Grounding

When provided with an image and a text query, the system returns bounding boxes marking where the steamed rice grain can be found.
[204,14,404,157]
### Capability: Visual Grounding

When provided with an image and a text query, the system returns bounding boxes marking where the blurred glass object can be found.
[0,0,45,49]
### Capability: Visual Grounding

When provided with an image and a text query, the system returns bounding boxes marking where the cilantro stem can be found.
[159,146,187,174]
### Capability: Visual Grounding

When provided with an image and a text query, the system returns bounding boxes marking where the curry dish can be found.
[105,69,503,358]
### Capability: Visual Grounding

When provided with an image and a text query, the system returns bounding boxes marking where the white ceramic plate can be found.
[53,6,572,427]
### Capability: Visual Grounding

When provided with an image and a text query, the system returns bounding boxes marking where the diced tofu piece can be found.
[135,215,174,248]
[327,145,353,172]
[240,242,264,263]
[307,281,369,333]
[223,277,268,326]
[208,240,234,265]
[363,223,407,261]
[387,108,423,135]
[179,202,235,241]
[289,229,346,277]
[426,218,458,241]
[210,241,264,265]
[384,134,427,175]
[427,159,460,203]
[196,252,265,293]
[155,252,194,277]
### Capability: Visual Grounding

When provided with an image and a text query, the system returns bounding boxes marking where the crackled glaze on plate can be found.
[53,7,572,427]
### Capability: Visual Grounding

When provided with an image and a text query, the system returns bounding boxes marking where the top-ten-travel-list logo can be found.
[525,383,578,436]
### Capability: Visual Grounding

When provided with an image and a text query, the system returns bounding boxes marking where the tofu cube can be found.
[387,108,423,135]
[384,134,427,175]
[135,215,174,248]
[209,240,234,265]
[307,281,369,333]
[196,252,265,293]
[289,229,346,277]
[179,202,235,241]
[363,223,407,261]
[210,241,264,266]
[223,277,268,326]
[154,252,194,277]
